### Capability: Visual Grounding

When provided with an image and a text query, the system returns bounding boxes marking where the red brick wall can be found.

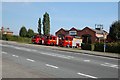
[56,29,68,36]
[55,27,98,43]
[78,27,96,43]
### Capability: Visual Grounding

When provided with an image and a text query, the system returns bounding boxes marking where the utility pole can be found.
[95,24,105,52]
[103,32,106,52]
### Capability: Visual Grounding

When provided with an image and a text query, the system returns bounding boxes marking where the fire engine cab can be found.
[59,35,82,48]
[32,34,41,44]
[44,35,58,46]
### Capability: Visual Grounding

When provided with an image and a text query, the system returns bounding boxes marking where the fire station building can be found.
[55,27,108,43]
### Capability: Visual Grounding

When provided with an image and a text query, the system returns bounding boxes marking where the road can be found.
[1,41,119,79]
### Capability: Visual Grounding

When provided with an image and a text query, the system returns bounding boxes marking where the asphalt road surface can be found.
[1,42,119,79]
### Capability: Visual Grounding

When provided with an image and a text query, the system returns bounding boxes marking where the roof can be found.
[56,27,108,36]
[55,28,69,34]
[1,27,13,33]
[56,27,81,33]
[85,27,108,34]
[69,27,81,31]
[92,29,108,34]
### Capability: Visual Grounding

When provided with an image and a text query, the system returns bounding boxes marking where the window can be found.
[53,37,56,40]
[65,37,73,40]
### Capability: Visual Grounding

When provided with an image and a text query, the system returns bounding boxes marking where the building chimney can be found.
[7,28,9,30]
[1,27,4,31]
[95,24,103,31]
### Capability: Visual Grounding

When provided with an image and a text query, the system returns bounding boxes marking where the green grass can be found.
[2,34,32,44]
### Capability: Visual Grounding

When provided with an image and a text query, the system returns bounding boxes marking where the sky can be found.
[2,1,118,35]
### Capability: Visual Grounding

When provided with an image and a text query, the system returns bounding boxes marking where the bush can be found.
[81,43,94,51]
[94,42,104,52]
[17,37,31,43]
[81,42,120,53]
[106,42,120,53]
[94,42,120,53]
[2,34,7,40]
[2,34,32,43]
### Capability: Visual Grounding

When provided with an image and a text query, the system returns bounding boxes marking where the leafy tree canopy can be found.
[38,18,41,35]
[109,20,120,41]
[27,29,34,38]
[43,12,50,35]
[19,26,27,37]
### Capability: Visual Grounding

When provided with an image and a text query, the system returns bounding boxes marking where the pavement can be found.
[1,40,119,78]
[53,47,119,59]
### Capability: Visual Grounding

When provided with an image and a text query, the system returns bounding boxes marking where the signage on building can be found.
[69,31,77,35]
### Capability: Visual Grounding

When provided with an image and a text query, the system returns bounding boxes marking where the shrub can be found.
[106,42,120,53]
[2,34,7,40]
[2,34,32,43]
[94,42,120,53]
[94,42,104,52]
[17,37,31,43]
[81,43,92,50]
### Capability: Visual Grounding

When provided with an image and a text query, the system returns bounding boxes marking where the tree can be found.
[43,12,50,35]
[38,18,41,35]
[27,29,34,38]
[19,26,27,37]
[109,20,120,41]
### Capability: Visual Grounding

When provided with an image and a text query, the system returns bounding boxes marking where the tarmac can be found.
[1,40,120,59]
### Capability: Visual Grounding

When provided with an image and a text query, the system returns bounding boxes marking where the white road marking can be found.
[26,58,35,62]
[14,47,32,52]
[46,64,59,69]
[2,44,118,64]
[14,47,22,50]
[25,49,31,51]
[83,60,90,62]
[57,51,118,60]
[12,55,19,57]
[2,52,8,54]
[31,49,38,52]
[0,44,2,46]
[77,72,97,79]
[40,52,74,59]
[2,44,74,60]
[2,44,32,52]
[101,63,118,69]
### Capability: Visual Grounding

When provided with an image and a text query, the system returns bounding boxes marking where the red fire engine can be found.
[44,35,58,46]
[59,36,73,47]
[32,34,41,44]
[32,35,58,45]
[58,35,82,48]
[32,34,82,48]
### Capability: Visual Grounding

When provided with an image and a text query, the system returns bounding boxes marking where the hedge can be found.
[81,43,94,51]
[94,42,104,52]
[106,42,120,53]
[81,42,120,53]
[2,34,32,43]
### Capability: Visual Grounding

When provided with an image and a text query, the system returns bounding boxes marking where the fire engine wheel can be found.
[76,46,79,48]
[32,42,35,44]
[66,45,70,48]
[50,43,54,46]
[46,44,49,46]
